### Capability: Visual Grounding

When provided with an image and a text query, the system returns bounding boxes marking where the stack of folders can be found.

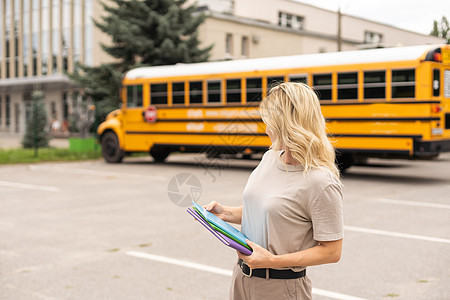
[187,201,253,256]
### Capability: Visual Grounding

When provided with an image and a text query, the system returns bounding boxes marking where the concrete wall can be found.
[91,0,117,66]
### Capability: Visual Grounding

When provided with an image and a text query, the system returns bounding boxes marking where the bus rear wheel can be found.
[101,131,125,163]
[150,147,170,162]
[336,152,353,173]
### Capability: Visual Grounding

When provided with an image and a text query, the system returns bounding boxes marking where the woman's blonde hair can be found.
[260,82,341,180]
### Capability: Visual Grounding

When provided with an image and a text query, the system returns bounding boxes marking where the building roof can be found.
[125,44,438,81]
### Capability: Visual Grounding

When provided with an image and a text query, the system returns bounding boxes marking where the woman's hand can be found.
[204,201,242,224]
[204,201,227,220]
[237,240,275,269]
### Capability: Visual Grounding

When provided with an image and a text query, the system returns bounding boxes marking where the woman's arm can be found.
[238,239,342,269]
[204,201,243,225]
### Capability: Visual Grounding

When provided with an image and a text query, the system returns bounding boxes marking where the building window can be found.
[225,33,233,57]
[63,93,69,119]
[278,11,304,30]
[241,36,249,57]
[6,95,11,126]
[51,101,57,117]
[0,96,2,125]
[364,31,383,44]
[151,83,168,105]
[364,71,385,99]
[126,85,143,108]
[392,69,415,98]
[172,82,185,105]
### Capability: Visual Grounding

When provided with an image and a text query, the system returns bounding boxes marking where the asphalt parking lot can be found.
[1,152,449,300]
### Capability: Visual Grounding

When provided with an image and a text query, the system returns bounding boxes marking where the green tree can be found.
[22,91,50,155]
[70,0,212,122]
[430,16,450,44]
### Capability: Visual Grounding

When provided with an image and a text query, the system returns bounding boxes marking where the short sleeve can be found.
[310,183,344,242]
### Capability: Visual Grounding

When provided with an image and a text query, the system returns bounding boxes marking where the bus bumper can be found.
[414,139,450,157]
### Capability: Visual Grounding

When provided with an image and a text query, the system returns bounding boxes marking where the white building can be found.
[192,0,443,60]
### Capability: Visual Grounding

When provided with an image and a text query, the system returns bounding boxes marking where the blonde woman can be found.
[205,82,344,300]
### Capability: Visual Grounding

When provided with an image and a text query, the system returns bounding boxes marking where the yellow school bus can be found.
[97,44,450,171]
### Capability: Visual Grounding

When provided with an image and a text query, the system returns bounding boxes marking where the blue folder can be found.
[187,207,252,256]
[192,201,251,249]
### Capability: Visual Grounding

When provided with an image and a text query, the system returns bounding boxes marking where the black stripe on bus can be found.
[126,131,267,136]
[329,134,422,139]
[151,116,439,123]
[127,131,422,139]
[153,143,269,152]
[320,101,441,106]
[145,100,440,109]
[327,117,440,122]
[156,118,262,123]
[336,148,410,155]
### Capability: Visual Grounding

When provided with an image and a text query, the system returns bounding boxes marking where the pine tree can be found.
[22,91,50,153]
[70,0,211,121]
[430,16,450,44]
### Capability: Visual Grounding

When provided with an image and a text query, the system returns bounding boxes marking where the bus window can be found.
[433,69,440,97]
[246,78,262,102]
[172,82,185,104]
[226,79,241,103]
[267,76,284,90]
[392,69,415,98]
[150,83,168,105]
[189,81,203,104]
[207,80,221,103]
[364,71,385,99]
[289,75,307,84]
[313,74,332,100]
[338,72,358,100]
[126,85,143,107]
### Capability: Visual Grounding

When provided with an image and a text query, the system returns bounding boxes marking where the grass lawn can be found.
[0,148,102,164]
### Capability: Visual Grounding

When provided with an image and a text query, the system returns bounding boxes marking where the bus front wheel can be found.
[101,131,125,163]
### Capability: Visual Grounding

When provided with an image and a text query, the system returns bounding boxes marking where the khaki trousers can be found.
[229,262,312,300]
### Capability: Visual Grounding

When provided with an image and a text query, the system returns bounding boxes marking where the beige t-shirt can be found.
[241,150,344,271]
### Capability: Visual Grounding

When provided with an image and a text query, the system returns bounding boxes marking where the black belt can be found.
[238,258,306,279]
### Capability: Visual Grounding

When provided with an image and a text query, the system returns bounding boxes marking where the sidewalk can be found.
[0,132,69,149]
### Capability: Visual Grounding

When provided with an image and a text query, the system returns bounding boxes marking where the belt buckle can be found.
[240,261,253,278]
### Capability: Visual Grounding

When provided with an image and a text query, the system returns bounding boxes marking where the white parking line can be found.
[344,226,450,244]
[126,251,368,300]
[0,180,60,192]
[376,198,450,210]
[28,165,167,181]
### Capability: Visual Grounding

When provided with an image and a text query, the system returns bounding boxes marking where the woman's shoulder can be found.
[261,149,277,161]
[306,167,342,190]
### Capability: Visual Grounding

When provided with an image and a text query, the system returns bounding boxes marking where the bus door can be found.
[123,85,146,151]
[440,48,450,135]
